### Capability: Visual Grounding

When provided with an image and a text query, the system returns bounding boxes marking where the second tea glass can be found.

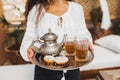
[74,37,89,62]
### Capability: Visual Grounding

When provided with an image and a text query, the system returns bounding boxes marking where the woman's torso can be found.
[35,2,83,43]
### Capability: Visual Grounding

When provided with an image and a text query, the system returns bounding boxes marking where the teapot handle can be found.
[31,40,42,53]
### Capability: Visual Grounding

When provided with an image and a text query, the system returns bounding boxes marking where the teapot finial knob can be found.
[48,28,52,33]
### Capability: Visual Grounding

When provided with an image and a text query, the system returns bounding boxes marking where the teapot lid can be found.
[41,28,58,41]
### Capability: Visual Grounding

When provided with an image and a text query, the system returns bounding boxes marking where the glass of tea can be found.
[64,36,75,55]
[74,37,89,62]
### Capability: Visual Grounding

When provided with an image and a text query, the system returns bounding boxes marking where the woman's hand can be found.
[88,42,94,52]
[27,46,35,64]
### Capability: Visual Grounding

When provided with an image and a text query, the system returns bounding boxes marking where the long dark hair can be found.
[24,0,72,24]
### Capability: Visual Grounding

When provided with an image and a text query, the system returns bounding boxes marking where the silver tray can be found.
[33,51,94,71]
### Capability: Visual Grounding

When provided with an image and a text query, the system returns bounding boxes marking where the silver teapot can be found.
[31,28,65,56]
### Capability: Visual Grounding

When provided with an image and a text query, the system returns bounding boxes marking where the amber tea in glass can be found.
[64,36,75,54]
[74,37,89,62]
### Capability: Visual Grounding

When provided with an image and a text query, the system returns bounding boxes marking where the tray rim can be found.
[33,51,94,71]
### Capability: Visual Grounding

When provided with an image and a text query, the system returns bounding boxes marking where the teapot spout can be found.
[52,44,63,57]
[52,34,67,56]
[58,34,67,51]
[62,34,67,43]
[59,34,67,48]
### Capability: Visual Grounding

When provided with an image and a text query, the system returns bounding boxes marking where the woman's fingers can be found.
[29,57,35,64]
[89,42,94,52]
[27,47,35,64]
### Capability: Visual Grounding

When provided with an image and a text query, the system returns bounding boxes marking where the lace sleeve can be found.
[19,6,38,61]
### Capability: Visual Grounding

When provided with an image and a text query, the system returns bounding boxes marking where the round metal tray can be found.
[33,51,94,71]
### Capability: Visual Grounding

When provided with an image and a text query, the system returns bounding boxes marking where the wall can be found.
[1,0,120,19]
[73,0,120,19]
[0,0,3,17]
[116,0,120,19]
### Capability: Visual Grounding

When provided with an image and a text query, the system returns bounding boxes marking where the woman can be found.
[20,0,94,80]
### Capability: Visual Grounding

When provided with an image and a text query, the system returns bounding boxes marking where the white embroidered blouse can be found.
[20,2,93,61]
